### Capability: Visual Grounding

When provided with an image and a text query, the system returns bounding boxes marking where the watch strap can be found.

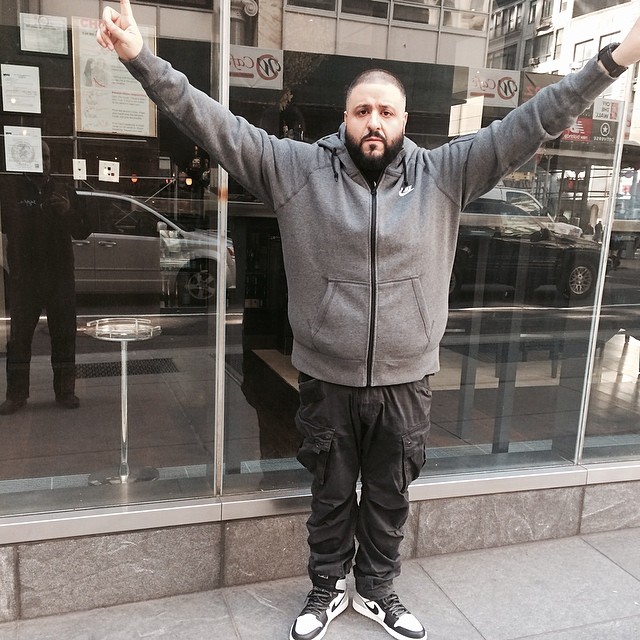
[598,43,627,78]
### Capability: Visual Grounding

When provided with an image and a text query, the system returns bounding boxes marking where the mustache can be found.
[361,131,386,144]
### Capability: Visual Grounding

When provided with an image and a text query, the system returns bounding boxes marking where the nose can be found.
[368,110,381,131]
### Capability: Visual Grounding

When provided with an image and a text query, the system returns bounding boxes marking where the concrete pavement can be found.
[1,527,640,639]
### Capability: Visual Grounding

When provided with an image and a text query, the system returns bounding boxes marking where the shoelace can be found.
[378,593,409,619]
[300,586,339,617]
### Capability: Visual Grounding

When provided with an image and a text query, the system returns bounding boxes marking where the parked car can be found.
[74,191,235,305]
[483,186,583,237]
[451,197,601,300]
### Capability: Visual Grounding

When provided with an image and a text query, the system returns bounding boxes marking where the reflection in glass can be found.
[583,156,640,463]
[341,0,389,19]
[0,4,223,516]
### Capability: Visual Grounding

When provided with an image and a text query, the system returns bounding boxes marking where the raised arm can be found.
[608,14,640,69]
[96,0,143,61]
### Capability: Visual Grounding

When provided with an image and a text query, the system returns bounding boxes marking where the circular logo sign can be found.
[256,54,281,81]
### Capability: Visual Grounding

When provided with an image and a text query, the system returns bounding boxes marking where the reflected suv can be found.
[74,191,235,305]
[451,198,601,300]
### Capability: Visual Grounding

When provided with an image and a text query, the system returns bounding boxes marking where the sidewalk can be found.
[2,527,640,640]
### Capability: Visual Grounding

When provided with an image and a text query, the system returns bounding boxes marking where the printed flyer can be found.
[72,16,157,137]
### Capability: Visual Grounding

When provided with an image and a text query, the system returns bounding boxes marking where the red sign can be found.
[561,117,592,143]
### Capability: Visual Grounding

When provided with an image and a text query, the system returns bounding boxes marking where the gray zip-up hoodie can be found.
[125,47,614,387]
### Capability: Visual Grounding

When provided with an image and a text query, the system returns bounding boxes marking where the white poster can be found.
[593,97,622,122]
[230,45,284,90]
[20,13,69,55]
[1,64,41,114]
[72,16,157,137]
[467,68,519,108]
[3,126,43,173]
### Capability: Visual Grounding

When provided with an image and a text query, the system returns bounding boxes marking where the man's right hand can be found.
[96,0,143,61]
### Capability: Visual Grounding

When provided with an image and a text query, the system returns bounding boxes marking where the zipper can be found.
[366,181,378,386]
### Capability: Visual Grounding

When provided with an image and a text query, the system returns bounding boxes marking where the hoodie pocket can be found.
[376,277,433,361]
[310,280,369,361]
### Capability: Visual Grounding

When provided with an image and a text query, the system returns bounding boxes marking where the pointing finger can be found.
[119,0,133,18]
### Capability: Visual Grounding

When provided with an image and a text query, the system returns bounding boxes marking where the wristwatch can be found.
[597,43,627,78]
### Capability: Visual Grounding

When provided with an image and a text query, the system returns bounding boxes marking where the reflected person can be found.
[0,142,87,414]
[98,3,640,639]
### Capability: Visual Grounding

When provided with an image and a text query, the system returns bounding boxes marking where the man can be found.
[97,3,640,638]
[0,142,86,414]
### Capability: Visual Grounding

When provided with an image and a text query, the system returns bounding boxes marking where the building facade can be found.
[0,0,639,621]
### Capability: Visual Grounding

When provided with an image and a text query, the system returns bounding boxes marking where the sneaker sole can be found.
[352,594,426,640]
[289,592,349,640]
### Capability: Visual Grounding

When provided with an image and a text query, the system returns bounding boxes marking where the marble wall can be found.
[2,480,640,622]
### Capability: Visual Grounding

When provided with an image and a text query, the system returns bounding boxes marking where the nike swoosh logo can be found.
[365,602,380,616]
[331,600,342,612]
[399,185,414,197]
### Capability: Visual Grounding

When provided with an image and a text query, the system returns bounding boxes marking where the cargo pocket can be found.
[401,426,428,492]
[295,417,335,485]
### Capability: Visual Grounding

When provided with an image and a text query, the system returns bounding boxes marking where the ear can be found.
[402,111,408,133]
[343,110,348,124]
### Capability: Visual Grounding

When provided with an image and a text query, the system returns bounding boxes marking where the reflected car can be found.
[74,191,235,305]
[483,186,583,237]
[451,198,601,300]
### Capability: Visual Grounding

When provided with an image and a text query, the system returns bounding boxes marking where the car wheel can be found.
[177,259,217,305]
[559,261,596,300]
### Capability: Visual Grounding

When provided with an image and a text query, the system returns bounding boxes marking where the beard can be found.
[345,129,404,174]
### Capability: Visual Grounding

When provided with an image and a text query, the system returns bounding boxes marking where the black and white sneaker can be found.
[352,591,426,640]
[289,577,348,640]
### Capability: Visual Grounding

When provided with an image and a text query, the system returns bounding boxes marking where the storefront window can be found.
[0,0,637,522]
[222,1,629,493]
[0,2,223,516]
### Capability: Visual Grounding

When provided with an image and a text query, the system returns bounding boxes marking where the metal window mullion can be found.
[213,0,231,497]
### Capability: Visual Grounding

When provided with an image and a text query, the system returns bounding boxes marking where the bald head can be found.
[345,69,406,109]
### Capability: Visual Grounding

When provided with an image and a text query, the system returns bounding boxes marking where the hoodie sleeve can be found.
[123,45,313,211]
[430,56,618,208]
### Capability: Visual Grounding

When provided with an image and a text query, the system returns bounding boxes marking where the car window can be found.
[129,207,161,237]
[94,199,159,237]
[505,191,542,215]
[463,198,526,215]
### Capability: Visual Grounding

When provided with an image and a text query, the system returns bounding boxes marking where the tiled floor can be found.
[2,527,640,639]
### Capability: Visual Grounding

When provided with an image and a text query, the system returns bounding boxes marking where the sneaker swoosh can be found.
[331,599,343,613]
[365,601,380,616]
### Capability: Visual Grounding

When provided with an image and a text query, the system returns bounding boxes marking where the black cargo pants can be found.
[295,373,432,600]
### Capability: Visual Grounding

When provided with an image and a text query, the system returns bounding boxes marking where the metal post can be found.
[119,339,130,482]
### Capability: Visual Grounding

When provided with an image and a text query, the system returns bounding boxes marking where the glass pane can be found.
[443,10,488,31]
[222,0,618,492]
[582,150,640,463]
[393,4,434,25]
[341,0,389,19]
[0,4,221,516]
[287,0,337,10]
